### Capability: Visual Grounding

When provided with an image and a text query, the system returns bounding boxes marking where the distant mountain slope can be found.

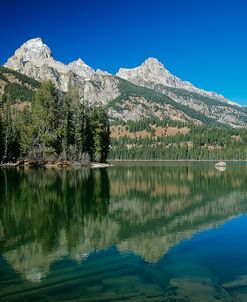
[108,80,247,160]
[109,78,247,127]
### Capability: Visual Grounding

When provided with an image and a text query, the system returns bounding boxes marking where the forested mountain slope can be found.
[0,66,40,103]
[108,79,247,160]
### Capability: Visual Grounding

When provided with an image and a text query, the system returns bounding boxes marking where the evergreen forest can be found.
[110,118,247,160]
[0,80,110,164]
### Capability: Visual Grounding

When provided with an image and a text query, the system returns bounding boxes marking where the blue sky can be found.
[1,0,247,104]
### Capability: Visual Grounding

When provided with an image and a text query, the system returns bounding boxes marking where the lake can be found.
[1,162,247,301]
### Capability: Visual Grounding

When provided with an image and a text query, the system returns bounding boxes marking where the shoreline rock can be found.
[215,161,227,172]
[215,161,227,168]
[90,163,112,169]
[0,160,112,169]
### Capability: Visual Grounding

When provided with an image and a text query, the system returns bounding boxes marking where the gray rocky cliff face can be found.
[4,38,120,104]
[4,38,246,127]
[84,72,120,106]
[117,57,185,88]
[67,58,94,80]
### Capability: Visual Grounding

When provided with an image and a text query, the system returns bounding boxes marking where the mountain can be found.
[3,38,247,160]
[4,38,120,106]
[117,57,235,105]
[4,38,247,127]
[4,38,94,83]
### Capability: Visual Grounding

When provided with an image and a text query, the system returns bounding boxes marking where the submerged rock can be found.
[169,277,233,302]
[223,275,247,290]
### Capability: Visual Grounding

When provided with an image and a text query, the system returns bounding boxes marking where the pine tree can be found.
[91,106,110,163]
[2,99,20,162]
[0,107,4,161]
[64,86,84,160]
[17,105,34,157]
[82,112,94,160]
[32,81,60,160]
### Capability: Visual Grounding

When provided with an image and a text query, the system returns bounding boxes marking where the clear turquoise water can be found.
[1,163,247,301]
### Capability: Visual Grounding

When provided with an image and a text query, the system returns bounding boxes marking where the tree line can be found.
[110,119,247,160]
[0,81,110,163]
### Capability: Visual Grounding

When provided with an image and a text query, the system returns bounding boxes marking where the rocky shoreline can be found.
[0,160,112,169]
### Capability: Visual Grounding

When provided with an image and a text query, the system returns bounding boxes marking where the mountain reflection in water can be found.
[1,163,247,301]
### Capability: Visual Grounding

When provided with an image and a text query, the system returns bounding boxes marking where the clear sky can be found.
[1,0,247,104]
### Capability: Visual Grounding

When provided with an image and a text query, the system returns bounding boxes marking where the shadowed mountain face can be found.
[1,164,247,285]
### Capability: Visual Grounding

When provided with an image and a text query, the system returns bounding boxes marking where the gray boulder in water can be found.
[215,162,227,168]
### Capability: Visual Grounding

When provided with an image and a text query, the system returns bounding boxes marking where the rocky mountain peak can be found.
[3,38,120,103]
[67,58,94,79]
[4,38,240,111]
[4,38,96,89]
[141,57,173,78]
[142,57,165,68]
[69,58,87,66]
[116,57,236,104]
[116,57,180,87]
[22,37,46,49]
[14,37,52,62]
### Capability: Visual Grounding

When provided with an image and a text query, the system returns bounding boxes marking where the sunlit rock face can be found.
[116,57,237,106]
[117,57,195,90]
[4,38,93,83]
[4,38,120,104]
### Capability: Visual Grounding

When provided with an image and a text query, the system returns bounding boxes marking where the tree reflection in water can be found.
[1,164,247,301]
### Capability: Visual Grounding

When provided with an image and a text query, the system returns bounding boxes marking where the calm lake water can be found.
[1,163,247,301]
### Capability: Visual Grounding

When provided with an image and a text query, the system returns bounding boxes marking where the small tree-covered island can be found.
[0,78,110,166]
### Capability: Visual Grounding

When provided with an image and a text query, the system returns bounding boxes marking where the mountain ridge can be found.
[5,38,237,105]
[3,37,247,128]
[116,57,239,107]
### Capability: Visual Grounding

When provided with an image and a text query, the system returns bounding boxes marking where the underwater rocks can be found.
[167,277,234,302]
[222,275,247,301]
[223,275,247,290]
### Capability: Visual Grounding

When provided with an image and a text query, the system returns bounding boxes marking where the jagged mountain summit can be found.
[3,37,247,127]
[5,38,94,81]
[4,38,120,105]
[67,58,94,79]
[116,57,238,106]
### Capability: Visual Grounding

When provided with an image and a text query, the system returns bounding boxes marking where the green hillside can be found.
[0,66,40,103]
